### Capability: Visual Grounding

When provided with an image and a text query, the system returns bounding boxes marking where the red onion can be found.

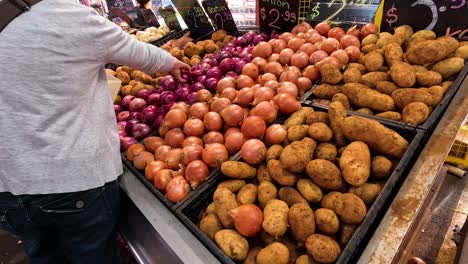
[196,75,207,85]
[206,68,223,80]
[225,71,238,78]
[117,121,127,132]
[117,111,130,121]
[220,58,235,73]
[191,82,205,92]
[161,75,176,91]
[136,89,152,100]
[120,137,138,151]
[205,78,218,92]
[129,98,147,112]
[141,107,157,124]
[118,130,128,139]
[128,112,143,121]
[132,123,151,139]
[186,92,197,104]
[160,91,176,105]
[191,69,204,80]
[147,93,161,106]
[175,87,190,101]
[121,95,135,109]
[235,61,247,74]
[152,114,165,128]
[114,105,123,115]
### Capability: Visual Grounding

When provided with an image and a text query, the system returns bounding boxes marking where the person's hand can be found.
[170,59,191,82]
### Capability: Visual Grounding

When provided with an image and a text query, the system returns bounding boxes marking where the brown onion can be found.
[328,27,345,40]
[202,143,228,168]
[287,38,306,51]
[203,112,223,131]
[133,151,154,170]
[279,32,295,43]
[143,137,165,153]
[299,43,317,55]
[170,102,190,114]
[274,93,301,114]
[166,176,190,203]
[302,65,321,81]
[203,131,224,144]
[233,87,255,107]
[183,118,204,137]
[321,38,340,54]
[219,88,238,102]
[189,102,209,119]
[236,74,255,89]
[241,116,266,139]
[315,21,331,36]
[340,34,360,49]
[230,204,263,237]
[182,145,203,165]
[252,42,272,58]
[182,136,204,147]
[145,160,167,181]
[346,25,361,38]
[165,128,185,148]
[279,67,301,84]
[307,33,323,44]
[296,32,308,39]
[309,50,328,64]
[242,63,259,79]
[270,39,287,53]
[220,104,244,127]
[290,51,309,69]
[279,48,295,65]
[263,62,283,78]
[210,97,231,113]
[165,148,183,170]
[257,73,277,86]
[216,77,236,94]
[153,169,174,191]
[224,127,241,138]
[345,46,361,62]
[268,53,280,63]
[253,87,275,106]
[361,23,379,38]
[331,49,349,65]
[264,80,280,91]
[155,145,171,161]
[158,123,169,137]
[251,57,268,73]
[292,22,312,34]
[316,56,341,69]
[297,77,313,94]
[264,124,287,146]
[225,131,245,154]
[241,139,267,165]
[127,144,145,162]
[277,82,299,97]
[250,100,278,124]
[195,89,212,102]
[185,160,209,189]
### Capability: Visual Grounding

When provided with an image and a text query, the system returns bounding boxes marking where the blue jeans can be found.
[0,180,120,264]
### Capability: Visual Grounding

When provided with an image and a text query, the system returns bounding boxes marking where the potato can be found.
[289,203,315,242]
[284,108,313,128]
[221,161,257,179]
[200,214,223,240]
[116,71,130,85]
[130,82,147,95]
[355,108,374,115]
[321,192,342,211]
[295,254,315,264]
[205,202,216,215]
[406,37,459,64]
[306,112,329,125]
[267,145,284,161]
[288,125,310,142]
[312,84,342,99]
[170,48,184,59]
[376,33,392,48]
[295,179,322,204]
[243,247,261,264]
[315,208,340,235]
[262,199,289,237]
[340,141,371,186]
[258,181,278,208]
[331,93,351,109]
[392,88,433,109]
[340,224,358,246]
[402,102,430,125]
[257,164,273,183]
[306,234,341,264]
[349,183,383,204]
[375,81,398,96]
[279,187,308,207]
[364,52,384,72]
[384,43,403,68]
[335,193,367,224]
[411,30,436,40]
[342,83,395,112]
[347,63,366,74]
[360,72,389,88]
[307,122,333,142]
[394,25,413,43]
[428,86,443,106]
[375,111,402,121]
[343,68,362,83]
[280,137,317,174]
[454,46,468,59]
[390,62,416,87]
[116,66,132,74]
[214,229,249,261]
[372,156,393,179]
[320,64,343,84]
[431,57,465,79]
[205,43,220,53]
[218,180,246,193]
[341,116,409,158]
[306,159,345,191]
[214,187,239,228]
[120,84,132,96]
[237,184,258,205]
[257,242,289,264]
[314,143,337,162]
[441,81,453,93]
[329,101,348,147]
[362,34,379,45]
[190,56,201,66]
[416,71,442,87]
[361,44,378,54]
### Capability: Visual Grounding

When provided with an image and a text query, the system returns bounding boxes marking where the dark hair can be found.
[137,0,150,7]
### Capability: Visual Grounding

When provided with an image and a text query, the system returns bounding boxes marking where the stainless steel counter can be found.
[119,75,468,264]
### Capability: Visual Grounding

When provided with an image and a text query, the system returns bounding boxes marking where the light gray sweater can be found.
[0,0,175,194]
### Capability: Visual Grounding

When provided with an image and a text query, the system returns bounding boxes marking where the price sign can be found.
[381,0,467,40]
[140,9,161,27]
[173,0,214,38]
[202,0,238,34]
[160,6,182,31]
[259,0,299,33]
[305,0,380,29]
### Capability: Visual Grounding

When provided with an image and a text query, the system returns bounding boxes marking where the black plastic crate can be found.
[306,62,468,132]
[175,107,425,264]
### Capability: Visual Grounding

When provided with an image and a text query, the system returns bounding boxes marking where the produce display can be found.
[196,105,408,263]
[133,25,171,43]
[305,23,467,125]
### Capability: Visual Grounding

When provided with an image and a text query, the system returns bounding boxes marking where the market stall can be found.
[103,1,468,263]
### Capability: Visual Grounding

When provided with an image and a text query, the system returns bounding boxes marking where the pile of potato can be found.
[161,29,236,66]
[312,26,467,125]
[198,105,409,263]
[112,66,159,104]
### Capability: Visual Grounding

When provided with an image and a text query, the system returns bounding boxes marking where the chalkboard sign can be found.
[381,0,467,40]
[107,0,135,14]
[139,9,161,27]
[305,0,380,29]
[173,0,214,38]
[202,0,238,34]
[160,6,182,31]
[259,0,299,33]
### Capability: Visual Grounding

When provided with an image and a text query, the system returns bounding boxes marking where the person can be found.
[0,0,190,263]
[134,0,159,27]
